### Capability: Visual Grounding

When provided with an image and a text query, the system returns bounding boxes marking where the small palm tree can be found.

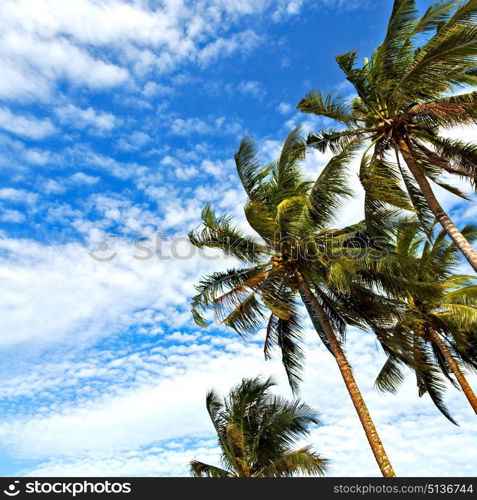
[189,128,396,476]
[374,218,477,417]
[190,377,328,477]
[298,0,477,272]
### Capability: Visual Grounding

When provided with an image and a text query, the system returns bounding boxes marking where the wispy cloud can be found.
[0,326,475,477]
[55,104,118,132]
[0,187,38,204]
[0,0,307,102]
[237,80,266,98]
[170,115,244,137]
[0,108,56,139]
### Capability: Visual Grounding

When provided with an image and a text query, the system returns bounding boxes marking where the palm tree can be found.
[374,218,477,417]
[297,0,477,272]
[190,377,328,477]
[189,128,396,476]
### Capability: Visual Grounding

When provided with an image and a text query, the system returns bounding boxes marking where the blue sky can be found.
[0,0,476,477]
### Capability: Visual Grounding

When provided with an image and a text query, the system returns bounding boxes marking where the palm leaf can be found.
[190,461,230,477]
[265,302,304,393]
[297,90,355,124]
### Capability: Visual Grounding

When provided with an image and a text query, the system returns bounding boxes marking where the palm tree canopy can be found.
[297,0,477,234]
[189,127,410,391]
[374,218,477,422]
[190,376,328,477]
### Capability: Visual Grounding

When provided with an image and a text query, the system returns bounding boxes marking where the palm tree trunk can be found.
[295,267,396,477]
[427,326,477,414]
[398,137,477,273]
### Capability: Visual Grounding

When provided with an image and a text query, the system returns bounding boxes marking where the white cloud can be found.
[237,80,265,98]
[0,0,312,102]
[0,342,274,458]
[1,32,129,100]
[170,115,243,137]
[55,104,118,132]
[116,131,151,152]
[23,149,52,165]
[0,187,38,204]
[0,209,25,223]
[21,446,219,477]
[201,158,234,178]
[69,172,100,186]
[61,144,146,180]
[278,102,292,114]
[0,321,475,477]
[165,331,199,343]
[0,108,56,140]
[0,64,52,102]
[142,81,173,97]
[197,30,262,65]
[272,0,306,20]
[0,234,230,348]
[42,178,66,195]
[170,117,209,136]
[175,165,200,181]
[172,117,211,136]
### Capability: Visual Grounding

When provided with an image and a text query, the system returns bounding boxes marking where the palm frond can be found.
[416,356,458,425]
[189,205,265,263]
[392,21,477,102]
[265,303,304,393]
[335,50,372,102]
[272,127,308,207]
[306,142,358,230]
[419,135,477,188]
[257,446,329,477]
[219,292,267,337]
[190,461,230,477]
[396,155,435,235]
[191,265,268,327]
[235,137,270,200]
[297,90,355,125]
[413,1,461,34]
[306,128,366,154]
[375,355,406,394]
[244,200,279,243]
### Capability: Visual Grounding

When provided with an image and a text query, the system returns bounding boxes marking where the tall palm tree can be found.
[190,377,328,477]
[297,0,477,272]
[189,128,397,476]
[374,218,477,417]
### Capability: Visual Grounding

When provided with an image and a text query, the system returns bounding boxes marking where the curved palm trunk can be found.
[398,137,477,273]
[295,268,396,477]
[428,326,477,414]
